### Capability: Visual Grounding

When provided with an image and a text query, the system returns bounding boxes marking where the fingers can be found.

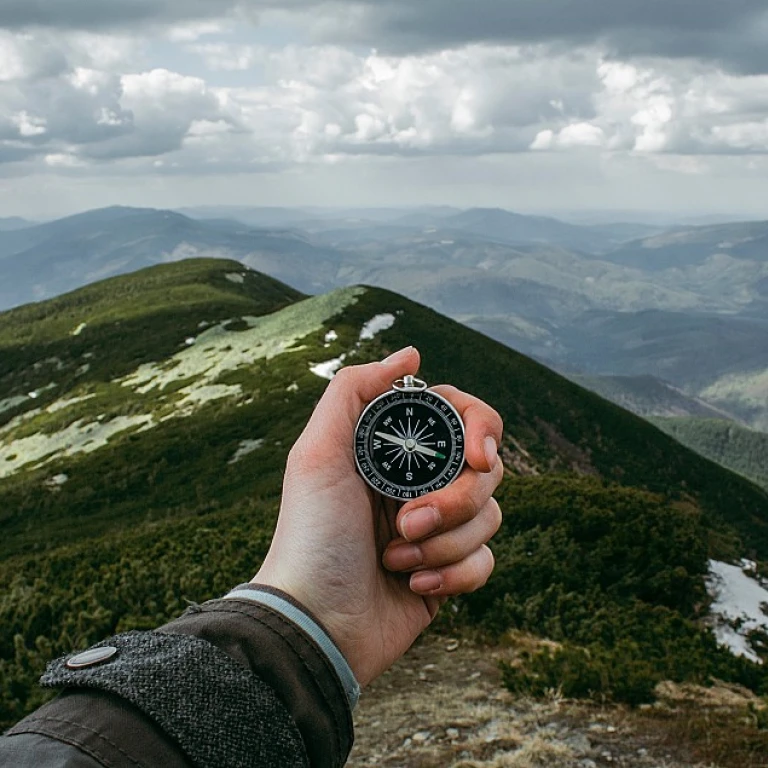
[384,498,502,572]
[397,458,504,542]
[409,545,496,597]
[431,385,503,474]
[293,346,420,470]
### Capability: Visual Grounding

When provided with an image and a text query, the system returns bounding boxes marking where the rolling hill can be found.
[3,259,768,730]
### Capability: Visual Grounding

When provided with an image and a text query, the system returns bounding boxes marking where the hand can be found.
[253,347,504,686]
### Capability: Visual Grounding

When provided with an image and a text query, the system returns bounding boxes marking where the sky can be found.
[3,1,768,219]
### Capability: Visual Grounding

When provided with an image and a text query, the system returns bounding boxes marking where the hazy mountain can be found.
[434,207,628,252]
[568,374,739,421]
[603,220,768,271]
[0,206,344,309]
[3,205,768,432]
[0,217,32,231]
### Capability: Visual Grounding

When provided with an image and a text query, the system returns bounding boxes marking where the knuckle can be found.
[488,499,503,536]
[330,365,357,386]
[476,546,495,587]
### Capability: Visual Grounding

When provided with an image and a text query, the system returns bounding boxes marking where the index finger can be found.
[430,385,503,474]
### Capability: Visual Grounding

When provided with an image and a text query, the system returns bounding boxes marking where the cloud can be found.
[3,1,768,75]
[6,24,768,183]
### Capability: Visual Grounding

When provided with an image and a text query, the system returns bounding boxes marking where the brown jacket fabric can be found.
[1,591,354,768]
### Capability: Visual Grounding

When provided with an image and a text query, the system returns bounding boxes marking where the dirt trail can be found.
[347,637,717,768]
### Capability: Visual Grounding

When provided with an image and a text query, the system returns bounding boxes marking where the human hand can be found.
[253,347,504,686]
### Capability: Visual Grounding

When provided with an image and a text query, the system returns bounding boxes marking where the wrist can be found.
[241,581,362,702]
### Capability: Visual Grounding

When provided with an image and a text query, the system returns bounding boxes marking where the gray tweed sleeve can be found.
[39,630,309,768]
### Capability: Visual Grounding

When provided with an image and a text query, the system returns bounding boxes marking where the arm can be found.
[1,347,503,767]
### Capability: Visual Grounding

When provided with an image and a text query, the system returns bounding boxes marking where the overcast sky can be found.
[3,1,768,218]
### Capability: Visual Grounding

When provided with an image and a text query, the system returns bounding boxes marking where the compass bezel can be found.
[354,388,466,501]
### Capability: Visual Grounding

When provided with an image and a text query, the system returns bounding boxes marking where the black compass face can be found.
[355,389,465,501]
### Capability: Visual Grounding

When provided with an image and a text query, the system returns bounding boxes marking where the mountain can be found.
[0,217,32,231]
[0,206,344,309]
[2,259,768,729]
[435,207,627,252]
[603,220,768,271]
[651,418,768,491]
[557,309,768,388]
[568,374,739,420]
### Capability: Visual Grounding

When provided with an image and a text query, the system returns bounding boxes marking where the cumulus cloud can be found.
[5,18,768,182]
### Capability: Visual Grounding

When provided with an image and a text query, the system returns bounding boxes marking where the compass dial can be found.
[355,389,465,501]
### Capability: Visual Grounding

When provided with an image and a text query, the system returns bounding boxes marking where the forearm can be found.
[2,587,356,768]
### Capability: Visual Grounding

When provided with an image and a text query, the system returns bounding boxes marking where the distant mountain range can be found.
[2,204,767,430]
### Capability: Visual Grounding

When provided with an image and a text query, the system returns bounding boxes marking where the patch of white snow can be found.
[45,473,69,490]
[0,415,154,480]
[120,288,365,396]
[226,273,245,284]
[46,394,96,414]
[71,323,87,337]
[360,314,396,341]
[706,559,768,664]
[311,355,347,380]
[325,330,339,343]
[229,439,265,464]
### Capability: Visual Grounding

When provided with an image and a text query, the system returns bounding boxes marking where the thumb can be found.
[302,346,421,453]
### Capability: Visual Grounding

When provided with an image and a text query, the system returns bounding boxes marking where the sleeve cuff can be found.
[225,586,361,710]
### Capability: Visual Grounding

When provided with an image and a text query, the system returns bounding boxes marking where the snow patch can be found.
[0,415,154,479]
[360,314,396,341]
[45,473,69,490]
[311,355,346,381]
[71,323,87,337]
[287,383,299,393]
[325,330,339,343]
[120,288,365,397]
[226,273,245,284]
[229,439,265,464]
[46,394,96,414]
[177,384,242,409]
[706,559,768,664]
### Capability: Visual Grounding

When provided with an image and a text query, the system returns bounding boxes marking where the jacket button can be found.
[66,646,119,670]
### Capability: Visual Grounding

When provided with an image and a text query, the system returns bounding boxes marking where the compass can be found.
[354,375,466,501]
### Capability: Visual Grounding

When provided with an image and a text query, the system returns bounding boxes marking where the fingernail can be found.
[382,346,414,364]
[484,436,498,470]
[410,571,443,594]
[401,507,440,542]
[384,544,423,572]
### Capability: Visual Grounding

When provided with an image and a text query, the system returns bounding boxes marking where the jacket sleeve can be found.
[0,586,356,768]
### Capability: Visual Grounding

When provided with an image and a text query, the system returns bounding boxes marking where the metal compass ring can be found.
[392,375,428,393]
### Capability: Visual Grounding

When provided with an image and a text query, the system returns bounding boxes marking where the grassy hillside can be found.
[2,259,768,727]
[652,417,768,491]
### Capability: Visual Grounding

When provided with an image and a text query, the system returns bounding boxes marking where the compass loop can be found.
[392,376,428,393]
